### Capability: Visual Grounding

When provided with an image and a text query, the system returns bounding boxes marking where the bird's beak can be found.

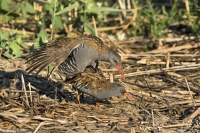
[116,65,125,79]
[124,92,134,100]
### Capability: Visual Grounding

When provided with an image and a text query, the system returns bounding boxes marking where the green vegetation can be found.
[0,0,200,58]
[142,0,180,40]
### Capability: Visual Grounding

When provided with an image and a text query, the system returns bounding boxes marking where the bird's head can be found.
[109,51,124,79]
[110,83,134,100]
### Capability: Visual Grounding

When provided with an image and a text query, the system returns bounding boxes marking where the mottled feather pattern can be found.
[26,35,110,74]
[58,54,79,77]
[68,69,112,92]
[79,35,109,53]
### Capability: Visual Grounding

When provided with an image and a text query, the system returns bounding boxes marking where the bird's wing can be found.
[26,37,85,74]
[72,72,111,91]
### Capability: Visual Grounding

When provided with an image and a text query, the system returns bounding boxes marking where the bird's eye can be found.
[121,88,125,93]
[114,60,117,63]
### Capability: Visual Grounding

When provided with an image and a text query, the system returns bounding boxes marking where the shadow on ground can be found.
[0,70,75,103]
[0,70,112,105]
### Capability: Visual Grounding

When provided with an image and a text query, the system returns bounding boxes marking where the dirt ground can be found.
[0,38,200,133]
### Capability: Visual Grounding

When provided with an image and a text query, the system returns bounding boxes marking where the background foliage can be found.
[0,0,200,58]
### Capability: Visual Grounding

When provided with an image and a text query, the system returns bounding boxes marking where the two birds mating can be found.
[26,35,132,103]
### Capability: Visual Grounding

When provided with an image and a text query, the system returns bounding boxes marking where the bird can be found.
[66,68,132,104]
[26,35,124,79]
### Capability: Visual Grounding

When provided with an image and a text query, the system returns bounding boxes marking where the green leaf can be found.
[9,29,18,38]
[22,29,30,38]
[19,42,28,49]
[49,0,56,5]
[162,6,168,16]
[32,41,40,51]
[84,23,95,35]
[78,0,86,3]
[36,0,51,4]
[54,16,63,29]
[38,29,48,43]
[44,4,54,13]
[55,2,79,16]
[25,2,36,14]
[16,35,21,44]
[84,7,131,13]
[47,64,53,74]
[2,15,14,23]
[1,0,10,11]
[33,29,48,50]
[0,42,7,49]
[0,32,9,40]
[22,7,27,17]
[9,40,22,57]
[4,49,13,58]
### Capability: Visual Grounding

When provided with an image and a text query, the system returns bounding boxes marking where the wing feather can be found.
[26,35,109,74]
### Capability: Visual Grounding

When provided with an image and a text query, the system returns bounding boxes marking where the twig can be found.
[184,107,200,121]
[166,53,170,68]
[92,16,98,37]
[185,0,190,15]
[120,53,200,57]
[34,121,54,133]
[162,123,191,128]
[154,75,200,93]
[0,113,33,129]
[151,107,155,133]
[54,86,57,106]
[168,99,200,106]
[21,74,30,107]
[116,36,199,44]
[107,124,117,133]
[145,43,200,54]
[185,78,196,107]
[114,64,200,78]
[109,73,113,83]
[50,0,57,40]
[28,82,33,105]
[118,0,126,18]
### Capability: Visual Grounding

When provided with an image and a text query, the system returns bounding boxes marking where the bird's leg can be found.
[84,65,96,73]
[65,73,81,83]
[94,60,99,72]
[76,90,81,104]
[85,61,99,73]
[93,97,104,108]
[93,97,97,104]
[81,93,84,99]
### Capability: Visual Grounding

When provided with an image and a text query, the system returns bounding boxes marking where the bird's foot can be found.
[92,97,104,108]
[76,91,81,104]
[95,102,105,108]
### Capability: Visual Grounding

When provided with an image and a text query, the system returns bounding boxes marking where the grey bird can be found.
[66,68,132,104]
[26,35,124,79]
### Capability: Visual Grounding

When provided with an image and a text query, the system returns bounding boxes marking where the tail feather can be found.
[29,52,47,59]
[26,56,50,71]
[26,49,47,63]
[36,59,55,74]
[26,57,54,74]
[26,47,55,74]
[26,54,48,64]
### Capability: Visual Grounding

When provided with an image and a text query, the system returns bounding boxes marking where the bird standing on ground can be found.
[66,68,132,104]
[26,35,124,79]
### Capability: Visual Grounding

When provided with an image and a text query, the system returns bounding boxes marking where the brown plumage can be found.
[66,68,132,103]
[26,35,124,79]
[67,68,109,91]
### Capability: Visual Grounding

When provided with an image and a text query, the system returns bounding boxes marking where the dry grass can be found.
[0,35,200,132]
[1,1,200,132]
